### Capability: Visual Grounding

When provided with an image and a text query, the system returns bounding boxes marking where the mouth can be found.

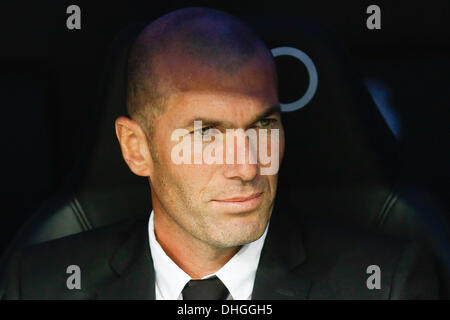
[211,192,264,213]
[215,192,263,202]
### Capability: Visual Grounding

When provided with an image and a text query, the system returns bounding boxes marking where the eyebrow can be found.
[182,105,281,130]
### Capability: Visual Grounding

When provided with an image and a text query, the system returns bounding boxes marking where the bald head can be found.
[126,7,277,137]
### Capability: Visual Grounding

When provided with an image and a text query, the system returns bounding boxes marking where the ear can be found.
[115,116,153,177]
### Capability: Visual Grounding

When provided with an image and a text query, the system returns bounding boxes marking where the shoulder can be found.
[4,216,147,299]
[296,216,440,299]
[301,216,409,261]
[21,216,144,266]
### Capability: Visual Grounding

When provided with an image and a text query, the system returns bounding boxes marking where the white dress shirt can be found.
[148,210,268,300]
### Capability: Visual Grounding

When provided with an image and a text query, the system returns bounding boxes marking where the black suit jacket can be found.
[3,205,440,299]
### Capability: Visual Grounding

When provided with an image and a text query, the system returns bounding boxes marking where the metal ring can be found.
[272,47,318,112]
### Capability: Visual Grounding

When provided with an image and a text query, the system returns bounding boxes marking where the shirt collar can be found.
[148,210,269,300]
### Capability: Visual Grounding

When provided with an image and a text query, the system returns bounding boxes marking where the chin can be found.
[210,214,268,248]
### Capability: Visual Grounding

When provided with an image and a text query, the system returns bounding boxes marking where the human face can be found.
[148,55,284,248]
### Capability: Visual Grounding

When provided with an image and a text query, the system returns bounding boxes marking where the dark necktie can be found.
[182,276,229,300]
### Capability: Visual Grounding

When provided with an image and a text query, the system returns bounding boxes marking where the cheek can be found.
[280,132,285,162]
[164,160,217,202]
[263,173,278,194]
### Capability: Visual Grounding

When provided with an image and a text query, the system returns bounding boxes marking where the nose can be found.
[223,129,258,182]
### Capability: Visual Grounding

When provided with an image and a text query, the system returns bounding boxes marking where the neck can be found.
[153,209,240,279]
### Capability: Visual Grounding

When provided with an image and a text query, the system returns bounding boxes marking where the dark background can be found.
[0,0,449,254]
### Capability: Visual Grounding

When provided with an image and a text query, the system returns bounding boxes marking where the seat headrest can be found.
[248,18,399,225]
[79,22,150,189]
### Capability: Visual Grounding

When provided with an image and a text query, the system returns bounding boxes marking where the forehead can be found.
[173,89,276,116]
[159,90,278,131]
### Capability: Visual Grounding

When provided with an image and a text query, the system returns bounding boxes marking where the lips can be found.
[210,192,264,213]
[214,192,263,202]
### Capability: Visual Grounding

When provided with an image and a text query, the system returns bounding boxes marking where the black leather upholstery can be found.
[1,19,449,298]
[0,22,151,297]
[0,75,55,254]
[262,19,448,237]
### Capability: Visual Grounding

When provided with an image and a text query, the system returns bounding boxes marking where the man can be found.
[4,7,439,299]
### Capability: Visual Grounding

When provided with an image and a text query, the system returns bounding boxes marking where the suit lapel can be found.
[95,200,311,300]
[96,219,156,299]
[252,203,312,300]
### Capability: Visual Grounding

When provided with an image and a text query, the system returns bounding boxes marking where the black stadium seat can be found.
[0,23,151,296]
[0,74,55,254]
[1,19,449,298]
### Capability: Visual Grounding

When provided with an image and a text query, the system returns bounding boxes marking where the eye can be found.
[193,126,212,136]
[255,118,276,128]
